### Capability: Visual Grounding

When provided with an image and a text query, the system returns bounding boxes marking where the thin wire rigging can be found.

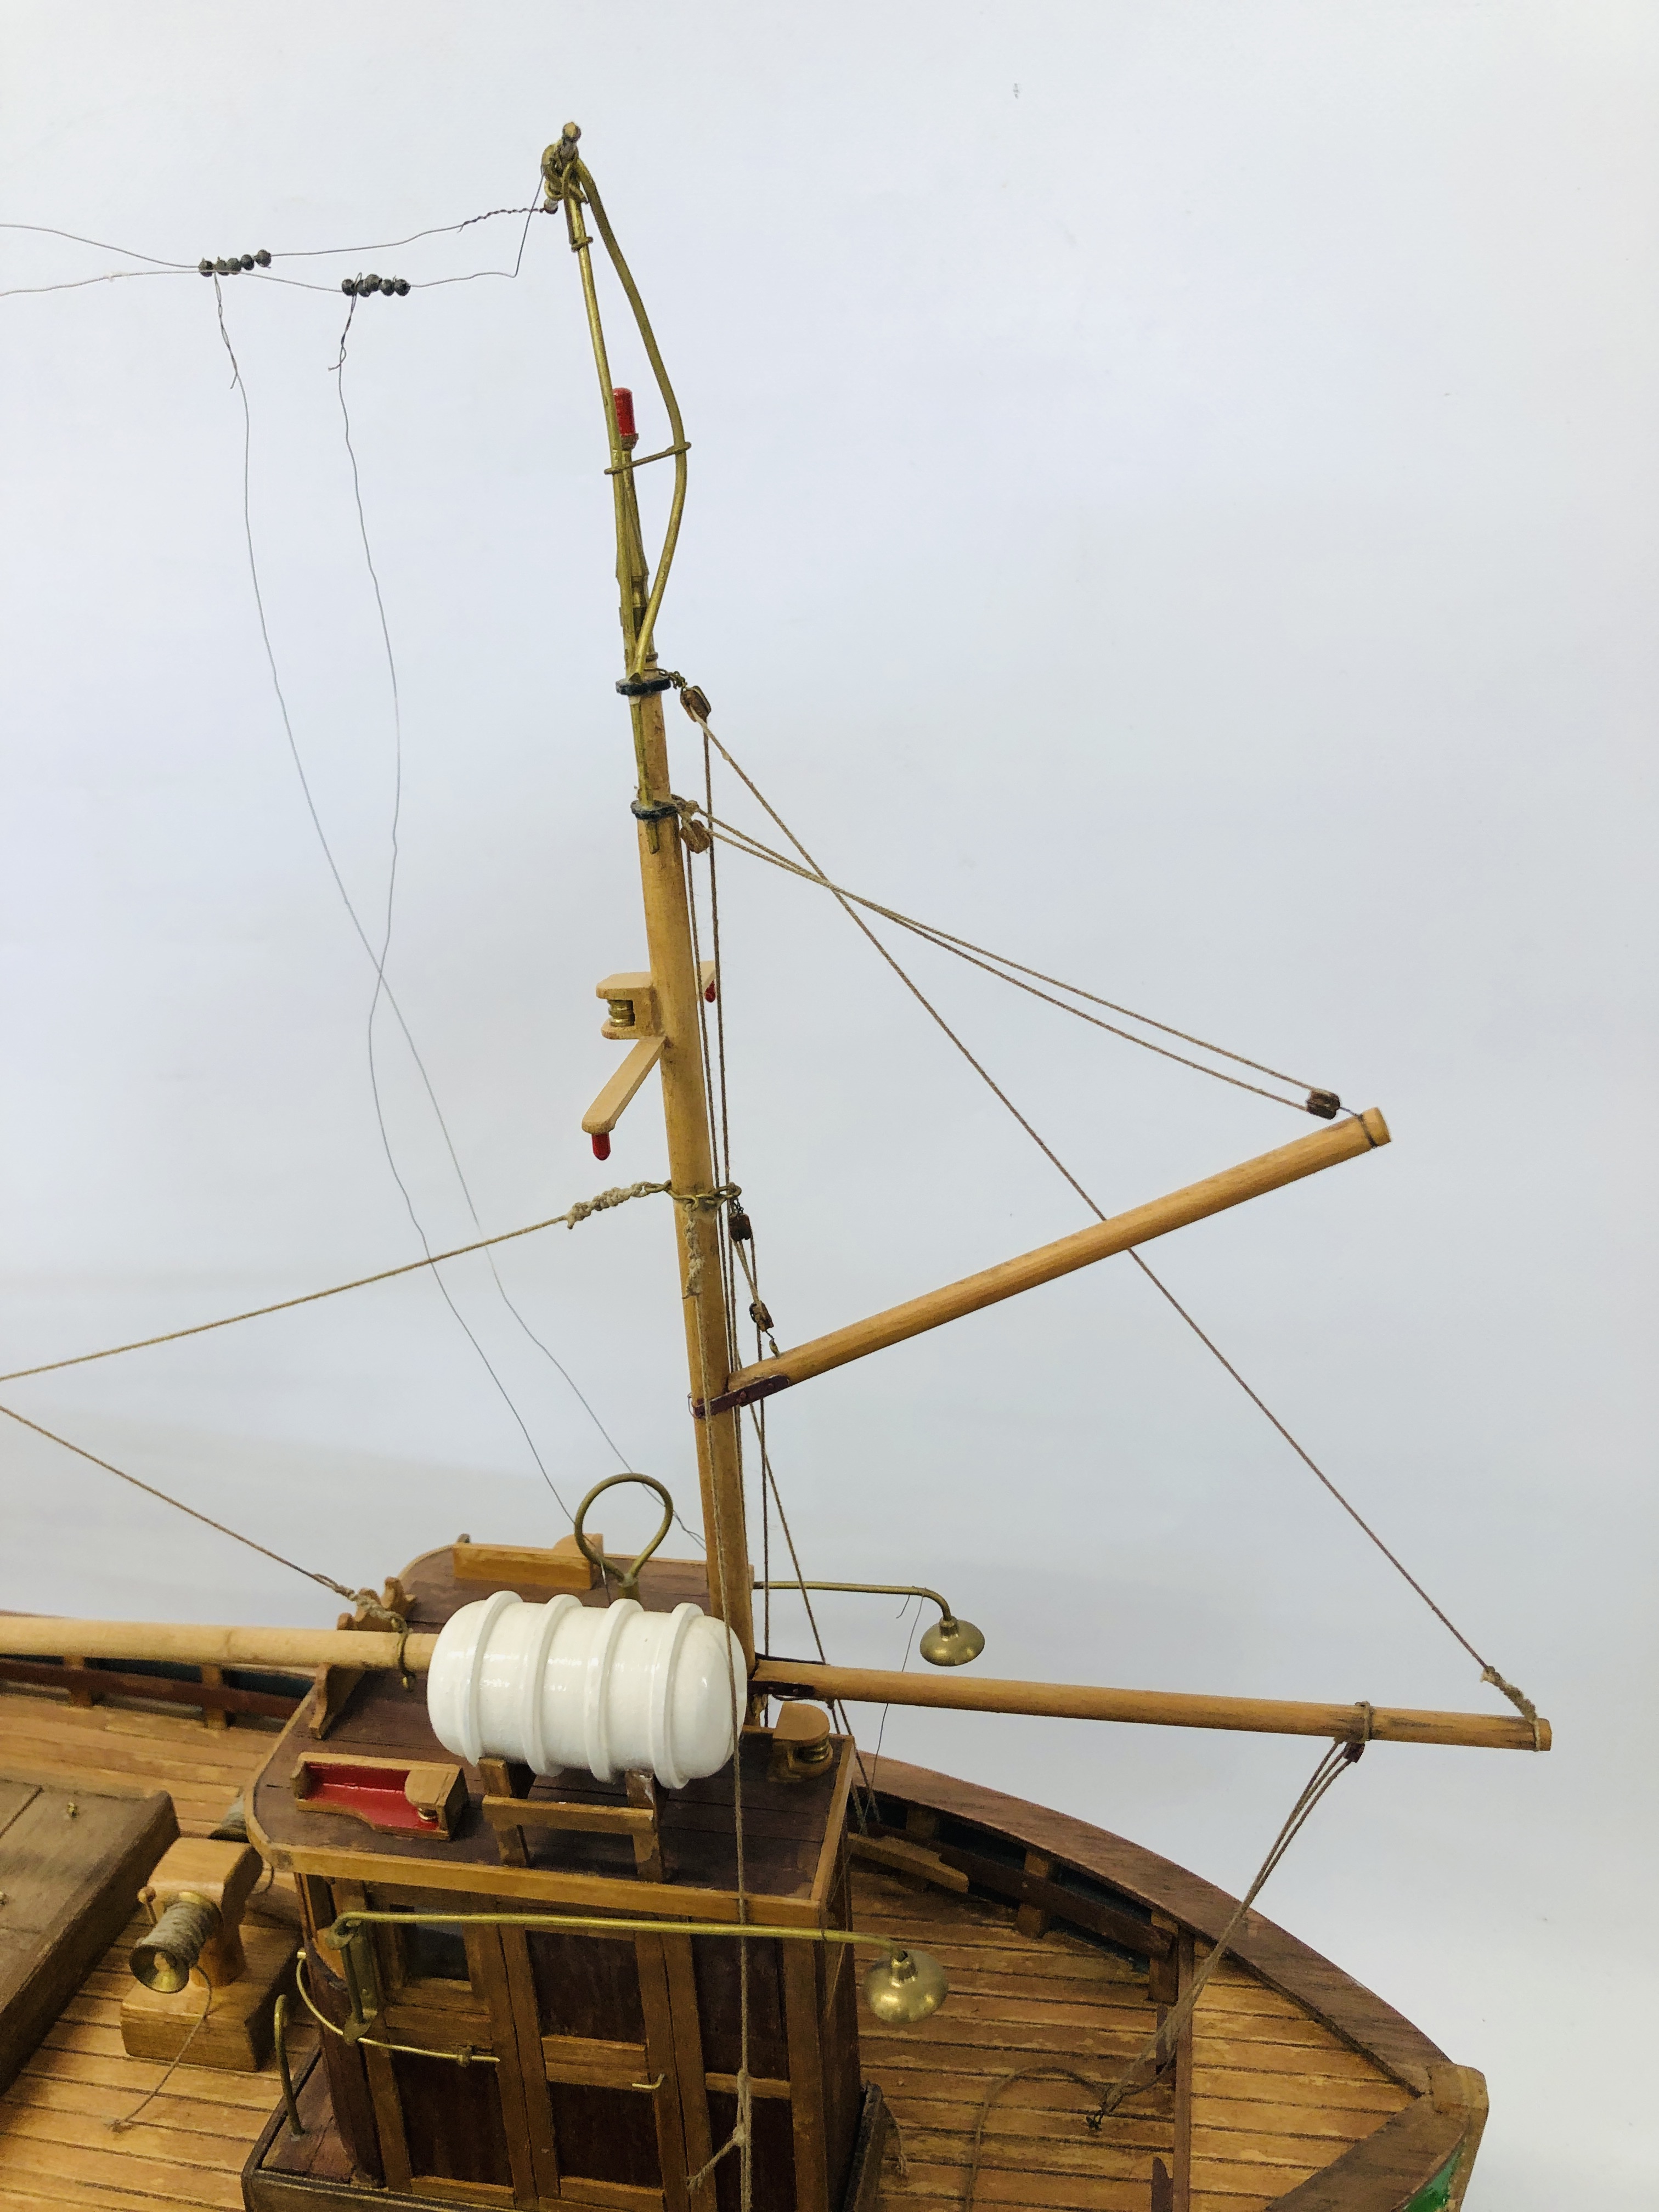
[0,221,194,267]
[268,206,540,259]
[0,268,194,302]
[213,281,588,1517]
[326,278,628,1497]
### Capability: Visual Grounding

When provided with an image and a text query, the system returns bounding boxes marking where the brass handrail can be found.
[294,1953,499,2068]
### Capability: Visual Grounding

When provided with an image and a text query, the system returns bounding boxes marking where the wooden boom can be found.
[0,1619,1547,1751]
[708,1108,1391,1410]
[0,1620,439,1673]
[753,1658,1549,1753]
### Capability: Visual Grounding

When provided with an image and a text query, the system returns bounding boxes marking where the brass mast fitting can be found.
[541,122,584,206]
[756,1581,986,1668]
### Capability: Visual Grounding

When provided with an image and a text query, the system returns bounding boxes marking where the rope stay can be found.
[675,686,1542,1739]
[0,1398,402,1628]
[704,810,1339,1116]
[0,1180,686,1386]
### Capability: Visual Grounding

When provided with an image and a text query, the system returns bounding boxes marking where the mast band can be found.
[691,1374,793,1420]
[616,672,674,696]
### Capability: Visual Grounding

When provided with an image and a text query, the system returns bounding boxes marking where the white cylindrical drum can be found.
[426,1593,746,1790]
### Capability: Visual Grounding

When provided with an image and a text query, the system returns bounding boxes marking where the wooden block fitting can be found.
[138,1837,264,1987]
[121,1918,297,2072]
[768,1702,834,1783]
[453,1533,599,1593]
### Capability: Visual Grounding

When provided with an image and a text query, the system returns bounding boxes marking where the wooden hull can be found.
[0,1677,1482,2212]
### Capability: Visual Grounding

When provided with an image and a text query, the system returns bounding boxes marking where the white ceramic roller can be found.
[426,1592,746,1789]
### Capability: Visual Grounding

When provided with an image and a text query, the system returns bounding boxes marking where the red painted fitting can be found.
[591,1131,612,1161]
[704,980,717,1002]
[612,387,636,441]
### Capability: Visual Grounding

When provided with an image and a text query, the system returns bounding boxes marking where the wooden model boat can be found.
[0,125,1544,2212]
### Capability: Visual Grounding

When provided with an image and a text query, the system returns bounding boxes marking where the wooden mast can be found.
[548,125,753,1663]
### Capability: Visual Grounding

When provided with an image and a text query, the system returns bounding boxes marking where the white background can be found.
[2,5,1654,2203]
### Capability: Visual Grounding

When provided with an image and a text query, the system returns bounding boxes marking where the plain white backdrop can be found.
[2,6,1654,2203]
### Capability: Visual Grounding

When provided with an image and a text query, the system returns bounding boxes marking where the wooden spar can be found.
[630,682,753,1665]
[0,1620,438,1672]
[560,152,752,1660]
[752,1658,1548,1752]
[0,1619,1549,1751]
[580,1032,665,1138]
[710,1108,1391,1409]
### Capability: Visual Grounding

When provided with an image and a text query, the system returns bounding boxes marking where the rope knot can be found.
[1481,1663,1544,1752]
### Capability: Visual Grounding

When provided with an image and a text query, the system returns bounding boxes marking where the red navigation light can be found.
[591,1131,612,1161]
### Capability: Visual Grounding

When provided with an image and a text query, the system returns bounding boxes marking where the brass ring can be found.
[573,1474,675,1600]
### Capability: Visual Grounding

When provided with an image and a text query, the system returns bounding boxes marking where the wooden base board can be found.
[243,2049,468,2209]
[121,1918,297,2072]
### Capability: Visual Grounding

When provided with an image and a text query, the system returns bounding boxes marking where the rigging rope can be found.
[0,1181,681,1386]
[705,814,1332,1114]
[109,1971,215,2135]
[0,1398,402,1624]
[675,687,1539,1734]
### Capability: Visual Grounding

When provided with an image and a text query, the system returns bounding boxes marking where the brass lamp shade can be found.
[861,1945,948,2025]
[918,1613,985,1667]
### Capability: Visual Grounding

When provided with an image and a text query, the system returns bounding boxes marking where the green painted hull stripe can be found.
[1400,2145,1464,2212]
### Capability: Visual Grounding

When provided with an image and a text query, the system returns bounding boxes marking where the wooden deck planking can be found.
[0,1692,1426,2211]
[1187,1960,1409,2212]
[0,1695,304,2212]
[0,1905,311,2212]
[855,1864,1173,2212]
[853,1869,1410,2212]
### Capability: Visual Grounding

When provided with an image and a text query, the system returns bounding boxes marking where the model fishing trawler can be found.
[0,126,1550,2212]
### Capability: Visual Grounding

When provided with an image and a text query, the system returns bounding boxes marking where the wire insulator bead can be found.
[341,273,410,297]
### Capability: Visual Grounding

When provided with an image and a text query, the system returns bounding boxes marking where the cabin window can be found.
[399,1921,471,1985]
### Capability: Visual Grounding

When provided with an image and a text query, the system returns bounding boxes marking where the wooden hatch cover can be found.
[0,1770,177,2094]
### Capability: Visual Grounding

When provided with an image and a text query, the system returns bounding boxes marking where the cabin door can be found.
[355,1906,541,2206]
[500,1922,691,2210]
